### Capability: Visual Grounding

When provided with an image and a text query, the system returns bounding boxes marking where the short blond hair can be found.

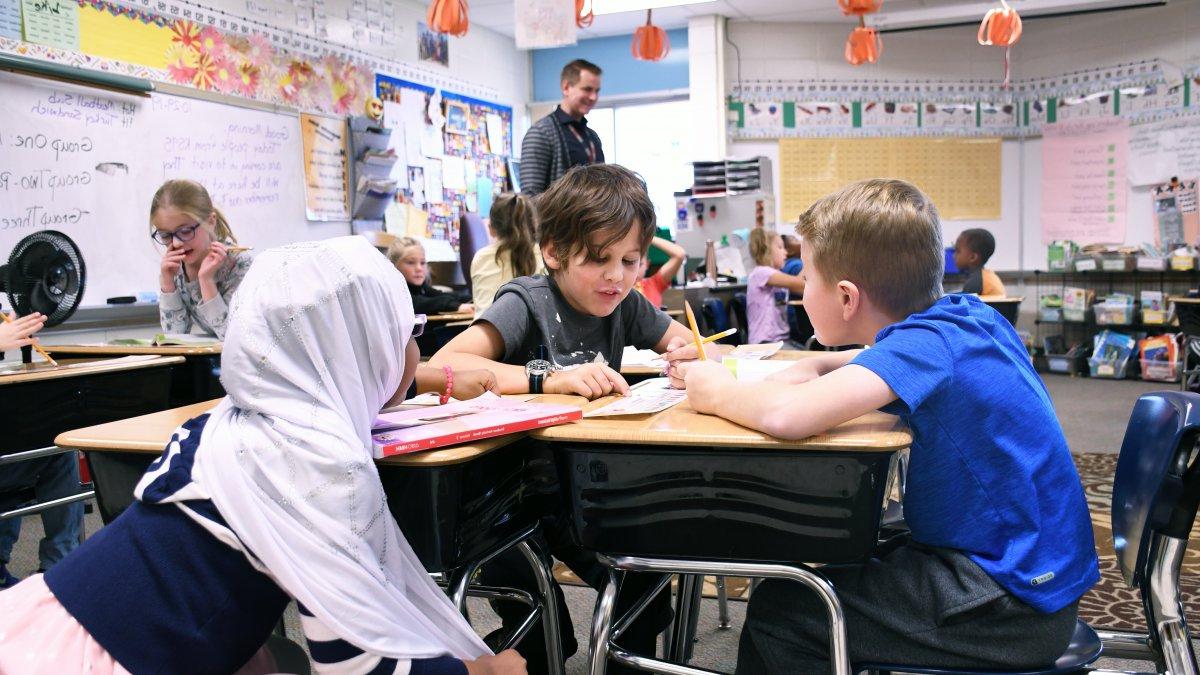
[748,228,780,266]
[797,179,943,319]
[386,237,423,265]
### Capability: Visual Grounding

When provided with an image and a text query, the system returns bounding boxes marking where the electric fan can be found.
[0,230,87,362]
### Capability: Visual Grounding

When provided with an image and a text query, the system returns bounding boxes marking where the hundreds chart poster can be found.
[1041,117,1129,244]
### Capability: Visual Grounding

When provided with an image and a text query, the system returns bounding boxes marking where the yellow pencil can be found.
[0,312,57,367]
[682,300,707,361]
[226,246,253,254]
[700,327,737,345]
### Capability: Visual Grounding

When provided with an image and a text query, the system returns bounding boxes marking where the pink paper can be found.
[1041,117,1129,244]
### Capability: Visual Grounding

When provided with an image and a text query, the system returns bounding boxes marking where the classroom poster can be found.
[1128,116,1200,186]
[860,101,918,129]
[514,0,575,49]
[300,113,351,221]
[22,0,79,50]
[1041,117,1129,244]
[0,0,21,39]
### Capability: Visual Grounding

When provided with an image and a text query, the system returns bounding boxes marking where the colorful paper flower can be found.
[233,61,261,97]
[169,19,202,51]
[198,26,226,55]
[164,42,199,85]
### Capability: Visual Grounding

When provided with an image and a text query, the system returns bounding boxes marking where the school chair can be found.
[458,212,489,295]
[730,293,748,346]
[861,390,1200,675]
[701,297,738,346]
[981,296,1023,328]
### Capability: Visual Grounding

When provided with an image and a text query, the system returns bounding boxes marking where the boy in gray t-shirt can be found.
[430,164,719,399]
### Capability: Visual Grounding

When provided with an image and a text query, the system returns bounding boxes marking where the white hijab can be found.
[187,236,490,659]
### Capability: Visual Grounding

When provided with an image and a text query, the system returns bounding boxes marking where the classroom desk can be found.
[788,299,805,306]
[532,395,910,674]
[978,296,1024,327]
[1,356,184,456]
[44,344,223,408]
[428,311,476,323]
[56,394,591,672]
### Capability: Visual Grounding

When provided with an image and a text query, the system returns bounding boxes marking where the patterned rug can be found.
[553,452,1198,632]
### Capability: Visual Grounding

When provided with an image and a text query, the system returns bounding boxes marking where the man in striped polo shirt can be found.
[519,59,605,196]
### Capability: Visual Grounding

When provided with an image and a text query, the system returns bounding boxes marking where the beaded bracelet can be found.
[439,365,454,405]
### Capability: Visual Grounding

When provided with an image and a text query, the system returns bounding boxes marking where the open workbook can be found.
[371,393,582,458]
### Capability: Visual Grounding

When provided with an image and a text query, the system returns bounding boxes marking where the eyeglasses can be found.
[412,314,427,338]
[151,223,202,246]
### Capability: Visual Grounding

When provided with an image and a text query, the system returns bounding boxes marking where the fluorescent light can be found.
[593,0,715,15]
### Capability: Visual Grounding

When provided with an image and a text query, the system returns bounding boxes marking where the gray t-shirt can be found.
[478,275,671,370]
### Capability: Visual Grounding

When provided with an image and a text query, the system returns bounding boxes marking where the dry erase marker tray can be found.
[554,444,893,565]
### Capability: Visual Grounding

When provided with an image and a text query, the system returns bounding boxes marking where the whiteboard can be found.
[0,70,348,308]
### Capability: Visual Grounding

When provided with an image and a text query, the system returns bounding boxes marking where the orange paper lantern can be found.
[838,0,882,16]
[427,0,469,37]
[978,1,1022,87]
[845,24,882,66]
[576,0,593,28]
[631,9,669,62]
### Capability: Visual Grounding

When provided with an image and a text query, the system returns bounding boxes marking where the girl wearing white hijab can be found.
[0,237,526,675]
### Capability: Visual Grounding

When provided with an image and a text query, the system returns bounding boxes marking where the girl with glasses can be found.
[150,179,254,339]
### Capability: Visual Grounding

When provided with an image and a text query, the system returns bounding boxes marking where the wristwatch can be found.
[526,345,553,394]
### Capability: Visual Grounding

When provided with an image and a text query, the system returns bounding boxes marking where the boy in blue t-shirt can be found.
[674,179,1099,672]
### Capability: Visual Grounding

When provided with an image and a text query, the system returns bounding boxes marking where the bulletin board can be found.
[778,137,1001,222]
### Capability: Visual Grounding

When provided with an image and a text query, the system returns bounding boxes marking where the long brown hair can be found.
[149,179,237,243]
[489,193,539,277]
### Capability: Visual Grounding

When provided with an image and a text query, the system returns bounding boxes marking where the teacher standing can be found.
[519,59,604,196]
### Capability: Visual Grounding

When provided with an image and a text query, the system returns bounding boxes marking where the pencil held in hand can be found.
[0,311,57,366]
[700,327,737,345]
[226,246,253,254]
[683,301,706,361]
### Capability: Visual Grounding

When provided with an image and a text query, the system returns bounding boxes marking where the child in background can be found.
[747,228,806,347]
[677,179,1097,673]
[781,234,804,276]
[635,235,687,309]
[472,193,542,311]
[390,237,475,315]
[152,179,254,339]
[431,164,718,674]
[955,228,1007,296]
[0,237,525,675]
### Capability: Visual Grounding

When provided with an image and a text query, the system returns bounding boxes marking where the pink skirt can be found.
[0,574,130,674]
[0,575,279,674]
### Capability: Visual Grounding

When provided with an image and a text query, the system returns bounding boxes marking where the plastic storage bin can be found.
[1040,307,1063,322]
[1101,255,1135,271]
[1063,307,1089,322]
[1141,359,1181,382]
[1142,308,1170,325]
[1095,302,1137,325]
[1089,356,1132,379]
[1046,353,1088,375]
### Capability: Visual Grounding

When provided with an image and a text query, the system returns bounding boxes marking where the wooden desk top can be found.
[0,355,185,385]
[532,396,909,451]
[428,311,476,323]
[978,296,1025,304]
[787,300,804,306]
[619,349,823,376]
[55,394,588,468]
[45,343,222,356]
[1170,296,1200,304]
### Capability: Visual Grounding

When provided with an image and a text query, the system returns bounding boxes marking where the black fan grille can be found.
[3,231,86,327]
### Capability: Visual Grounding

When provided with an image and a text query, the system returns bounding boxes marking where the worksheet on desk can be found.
[583,378,686,417]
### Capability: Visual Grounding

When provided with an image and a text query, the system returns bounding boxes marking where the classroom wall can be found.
[725,3,1200,271]
[530,29,689,102]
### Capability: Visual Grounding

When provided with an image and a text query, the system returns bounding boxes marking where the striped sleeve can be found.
[519,120,556,197]
[298,602,469,675]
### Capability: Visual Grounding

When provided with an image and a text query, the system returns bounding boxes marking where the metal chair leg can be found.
[517,539,565,675]
[589,568,621,675]
[716,576,731,630]
[667,574,700,663]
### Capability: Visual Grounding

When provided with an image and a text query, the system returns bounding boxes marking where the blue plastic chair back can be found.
[1112,391,1200,588]
[731,293,748,344]
[458,212,490,293]
[702,297,730,334]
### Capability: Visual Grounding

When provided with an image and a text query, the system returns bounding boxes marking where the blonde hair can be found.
[386,237,424,266]
[748,228,781,266]
[798,179,943,319]
[149,179,236,243]
[490,193,539,277]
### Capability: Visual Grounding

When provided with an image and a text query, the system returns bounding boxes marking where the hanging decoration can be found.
[840,0,883,66]
[978,0,1023,88]
[631,9,669,62]
[576,0,593,28]
[427,0,469,37]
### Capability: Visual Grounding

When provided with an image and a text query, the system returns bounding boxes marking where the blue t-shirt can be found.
[852,294,1098,613]
[782,257,803,276]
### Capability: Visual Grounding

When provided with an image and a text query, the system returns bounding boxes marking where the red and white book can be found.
[371,393,582,458]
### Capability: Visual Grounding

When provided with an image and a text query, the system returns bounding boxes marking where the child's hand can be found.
[159,245,187,291]
[465,650,527,675]
[457,303,476,313]
[766,360,821,385]
[198,241,228,283]
[683,360,736,415]
[453,368,499,400]
[661,335,723,363]
[0,312,46,351]
[545,363,629,399]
